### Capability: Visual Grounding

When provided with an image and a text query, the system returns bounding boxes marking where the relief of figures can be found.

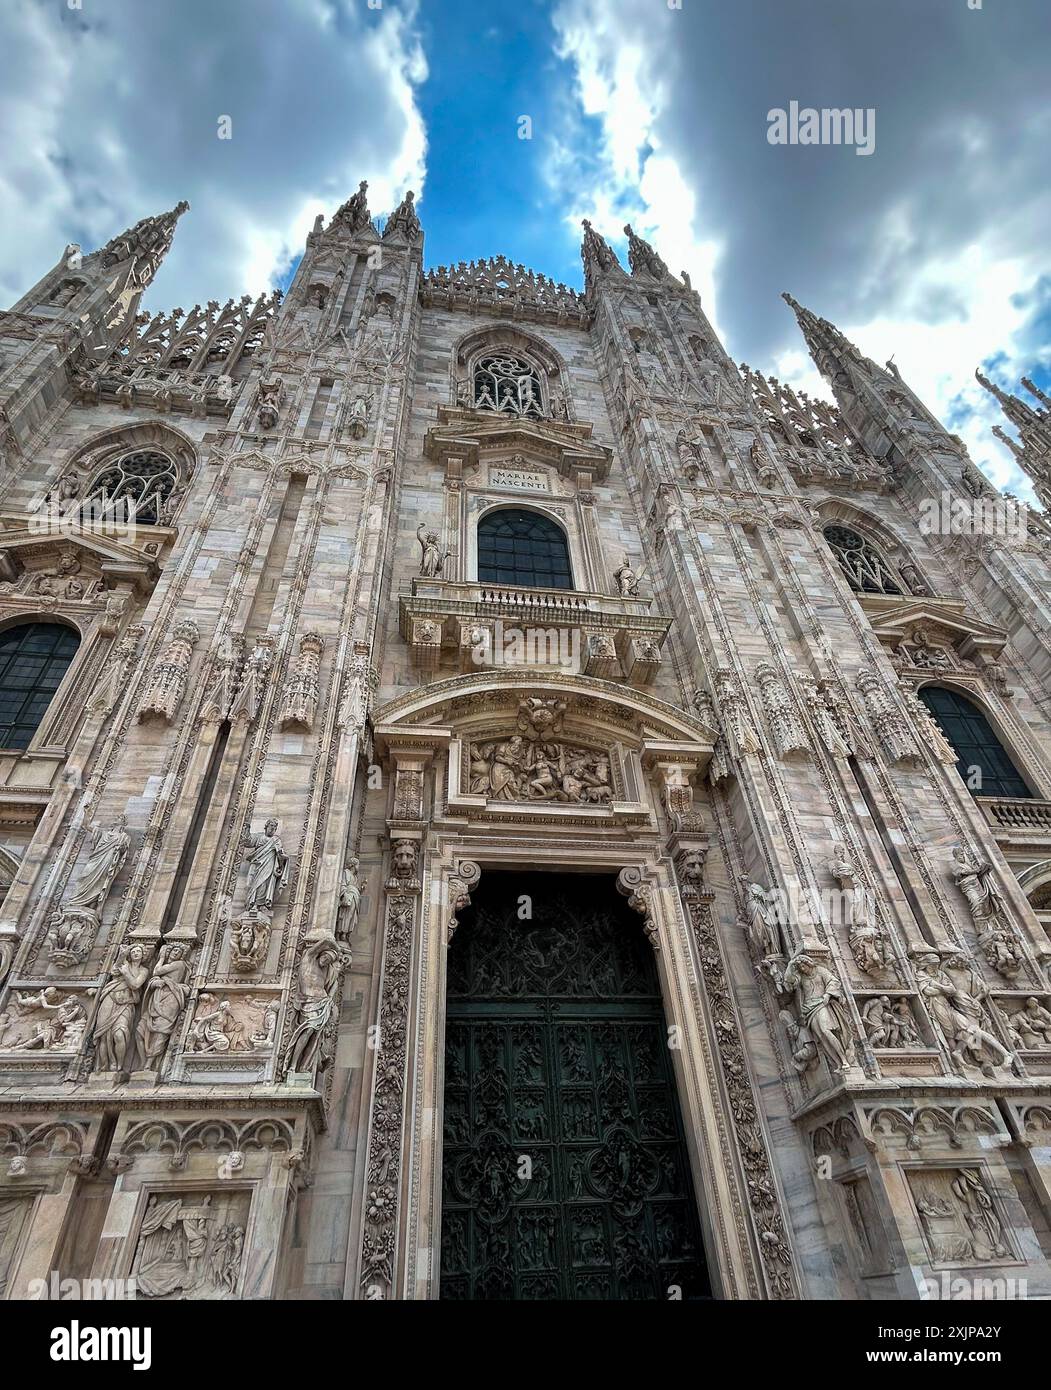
[910,1169,1009,1266]
[187,993,278,1054]
[468,737,612,804]
[468,700,615,805]
[0,987,90,1051]
[131,1191,248,1300]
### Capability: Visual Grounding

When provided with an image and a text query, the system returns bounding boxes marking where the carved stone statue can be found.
[781,951,853,1073]
[613,555,642,597]
[347,393,372,439]
[417,524,453,578]
[283,928,351,1076]
[256,380,281,430]
[135,942,192,1070]
[91,944,151,1072]
[914,952,1014,1075]
[950,846,1022,978]
[63,816,130,917]
[48,816,131,968]
[242,818,289,914]
[338,857,362,940]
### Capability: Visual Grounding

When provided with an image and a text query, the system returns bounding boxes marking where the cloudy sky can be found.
[1,0,1048,490]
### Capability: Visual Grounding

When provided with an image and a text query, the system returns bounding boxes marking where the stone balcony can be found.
[976,795,1051,855]
[399,578,672,684]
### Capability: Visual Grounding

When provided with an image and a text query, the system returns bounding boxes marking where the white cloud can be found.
[548,0,723,332]
[0,0,428,309]
[548,0,1051,496]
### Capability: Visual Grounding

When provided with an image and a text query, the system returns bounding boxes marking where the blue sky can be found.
[1,0,1048,490]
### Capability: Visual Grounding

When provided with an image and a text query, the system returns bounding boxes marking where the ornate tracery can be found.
[86,449,179,525]
[472,353,544,417]
[823,524,902,595]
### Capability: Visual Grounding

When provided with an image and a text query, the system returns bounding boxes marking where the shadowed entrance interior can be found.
[440,871,711,1299]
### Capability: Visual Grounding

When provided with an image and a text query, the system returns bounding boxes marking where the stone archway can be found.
[350,671,798,1300]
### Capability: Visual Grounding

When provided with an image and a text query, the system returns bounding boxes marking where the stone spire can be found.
[780,291,876,390]
[95,200,190,284]
[579,219,622,293]
[977,369,1051,500]
[623,223,673,283]
[382,189,422,242]
[331,180,374,235]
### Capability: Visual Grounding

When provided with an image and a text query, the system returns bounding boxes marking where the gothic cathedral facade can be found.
[2,185,1051,1301]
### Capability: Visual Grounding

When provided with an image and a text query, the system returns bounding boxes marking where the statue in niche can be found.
[256,380,281,431]
[91,944,151,1072]
[829,843,887,973]
[950,844,1007,926]
[914,952,1014,1075]
[338,857,362,940]
[48,816,131,966]
[347,393,372,439]
[613,555,643,597]
[283,928,351,1076]
[781,951,853,1073]
[242,818,289,914]
[739,878,784,980]
[950,845,1022,977]
[135,942,192,1070]
[417,524,453,578]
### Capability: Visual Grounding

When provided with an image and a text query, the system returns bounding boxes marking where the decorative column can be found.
[356,734,443,1298]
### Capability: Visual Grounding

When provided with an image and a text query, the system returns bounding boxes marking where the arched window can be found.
[918,686,1030,799]
[87,450,178,525]
[0,622,80,750]
[472,354,544,418]
[477,509,573,589]
[823,524,901,595]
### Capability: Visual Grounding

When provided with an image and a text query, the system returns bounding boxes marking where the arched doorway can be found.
[440,871,711,1300]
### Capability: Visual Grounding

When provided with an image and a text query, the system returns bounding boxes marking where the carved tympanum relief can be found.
[466,698,614,804]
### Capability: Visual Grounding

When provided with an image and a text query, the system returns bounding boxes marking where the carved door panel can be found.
[441,873,711,1300]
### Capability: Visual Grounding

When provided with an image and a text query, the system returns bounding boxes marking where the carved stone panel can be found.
[129,1188,251,1299]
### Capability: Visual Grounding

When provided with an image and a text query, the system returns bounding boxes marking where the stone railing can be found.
[977,795,1051,840]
